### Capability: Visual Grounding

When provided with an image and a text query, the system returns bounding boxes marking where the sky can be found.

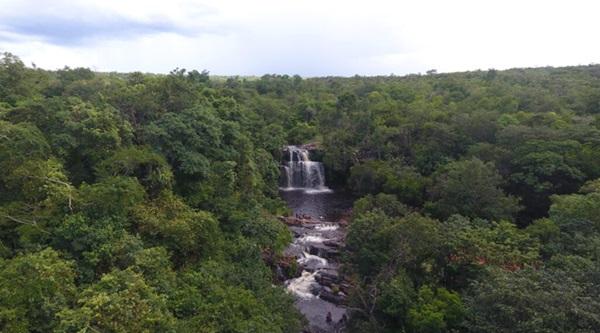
[0,0,599,76]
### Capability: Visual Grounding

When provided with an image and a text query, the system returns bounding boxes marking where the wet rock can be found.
[280,216,303,226]
[323,240,343,248]
[315,271,352,297]
[308,246,320,256]
[319,286,347,305]
[276,255,302,281]
[308,244,340,259]
[299,142,320,151]
[310,283,322,295]
[315,271,340,284]
[339,282,352,294]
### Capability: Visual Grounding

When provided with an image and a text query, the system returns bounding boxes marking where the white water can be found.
[298,235,328,243]
[315,224,339,231]
[279,148,348,331]
[283,216,347,331]
[280,145,331,193]
[297,251,328,268]
[286,271,318,299]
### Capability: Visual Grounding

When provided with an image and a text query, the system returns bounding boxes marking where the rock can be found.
[338,218,349,227]
[308,244,340,259]
[308,246,320,256]
[275,255,302,281]
[339,282,352,294]
[279,216,301,226]
[319,286,347,305]
[323,240,343,248]
[299,142,320,151]
[315,271,340,283]
[310,284,322,295]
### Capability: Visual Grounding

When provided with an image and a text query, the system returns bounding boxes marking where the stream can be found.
[279,146,353,333]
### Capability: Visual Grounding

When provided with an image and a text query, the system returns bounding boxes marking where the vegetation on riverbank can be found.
[2,51,600,332]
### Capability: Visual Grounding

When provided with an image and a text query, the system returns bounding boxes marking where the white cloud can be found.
[0,0,598,75]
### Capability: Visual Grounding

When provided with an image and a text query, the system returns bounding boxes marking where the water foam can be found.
[286,271,318,299]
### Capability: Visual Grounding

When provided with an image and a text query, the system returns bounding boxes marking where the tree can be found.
[53,213,143,281]
[376,270,416,326]
[131,191,223,263]
[0,121,50,181]
[545,188,600,256]
[464,265,600,333]
[144,106,226,178]
[0,52,34,104]
[0,248,76,333]
[426,158,520,221]
[172,266,302,333]
[442,215,540,288]
[353,193,409,218]
[77,176,146,219]
[57,268,176,333]
[407,286,465,333]
[1,158,73,250]
[349,160,427,206]
[95,146,173,197]
[346,211,443,280]
[508,139,586,222]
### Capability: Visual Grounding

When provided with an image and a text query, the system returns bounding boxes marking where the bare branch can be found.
[23,175,74,212]
[2,214,51,234]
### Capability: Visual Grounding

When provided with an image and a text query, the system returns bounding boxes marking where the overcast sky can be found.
[0,0,599,76]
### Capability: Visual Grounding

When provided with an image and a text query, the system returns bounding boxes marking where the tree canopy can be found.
[2,52,600,332]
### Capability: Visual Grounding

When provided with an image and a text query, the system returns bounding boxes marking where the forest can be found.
[1,50,600,332]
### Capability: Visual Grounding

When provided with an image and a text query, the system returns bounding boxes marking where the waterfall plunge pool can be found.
[278,146,353,332]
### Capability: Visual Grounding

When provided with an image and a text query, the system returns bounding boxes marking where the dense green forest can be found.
[1,51,600,332]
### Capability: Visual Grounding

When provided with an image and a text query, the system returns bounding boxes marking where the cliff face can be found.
[299,142,320,151]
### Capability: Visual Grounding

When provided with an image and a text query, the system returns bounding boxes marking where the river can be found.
[279,146,353,333]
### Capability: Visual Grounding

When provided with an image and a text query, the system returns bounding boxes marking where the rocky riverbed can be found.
[279,190,352,333]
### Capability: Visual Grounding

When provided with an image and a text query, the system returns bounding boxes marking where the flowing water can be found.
[280,146,332,193]
[279,146,352,333]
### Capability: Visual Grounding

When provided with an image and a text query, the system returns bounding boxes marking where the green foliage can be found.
[0,52,35,104]
[544,189,600,257]
[131,191,222,262]
[54,213,143,281]
[353,193,409,217]
[377,270,415,319]
[173,267,301,333]
[78,176,146,218]
[579,178,600,194]
[57,268,176,333]
[240,213,292,253]
[508,139,586,221]
[144,105,229,177]
[346,209,397,277]
[4,52,600,333]
[96,146,173,196]
[442,216,540,288]
[347,210,443,282]
[0,121,50,181]
[0,53,305,333]
[0,248,76,333]
[525,217,566,260]
[464,265,600,333]
[407,286,465,333]
[0,157,73,250]
[131,247,177,294]
[549,191,600,231]
[426,158,520,221]
[349,160,427,206]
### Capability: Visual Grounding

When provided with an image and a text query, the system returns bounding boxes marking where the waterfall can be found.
[280,145,331,193]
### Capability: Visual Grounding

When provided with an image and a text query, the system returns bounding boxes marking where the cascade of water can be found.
[280,145,331,193]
